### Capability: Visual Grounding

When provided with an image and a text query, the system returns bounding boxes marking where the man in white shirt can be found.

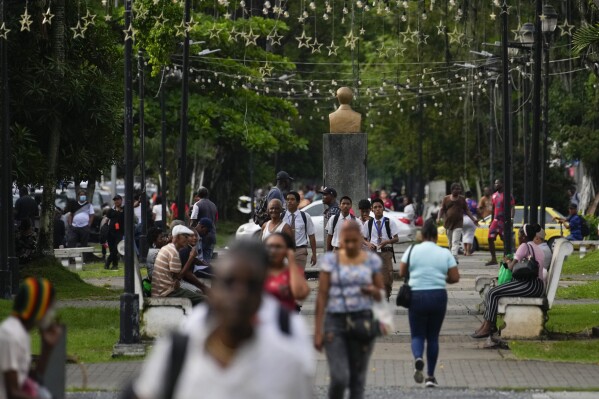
[362,198,400,300]
[67,190,95,248]
[134,240,313,399]
[284,191,317,268]
[326,196,355,252]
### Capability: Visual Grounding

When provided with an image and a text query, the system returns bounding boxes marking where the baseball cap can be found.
[113,194,122,200]
[172,225,195,237]
[318,187,337,197]
[276,171,294,181]
[198,218,214,229]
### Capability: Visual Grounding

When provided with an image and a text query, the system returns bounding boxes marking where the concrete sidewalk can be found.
[66,246,599,393]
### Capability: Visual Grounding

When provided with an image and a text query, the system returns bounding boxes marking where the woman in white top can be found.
[404,197,416,224]
[151,196,167,230]
[261,199,293,241]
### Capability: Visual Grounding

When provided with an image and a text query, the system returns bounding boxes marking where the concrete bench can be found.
[570,240,599,255]
[132,259,192,340]
[496,238,574,339]
[54,247,95,270]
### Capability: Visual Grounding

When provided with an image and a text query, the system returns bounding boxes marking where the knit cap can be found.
[12,278,55,322]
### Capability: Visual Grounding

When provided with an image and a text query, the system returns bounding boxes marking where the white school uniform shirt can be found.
[0,317,31,399]
[72,202,95,227]
[134,301,313,399]
[362,216,401,246]
[326,213,356,248]
[283,210,315,247]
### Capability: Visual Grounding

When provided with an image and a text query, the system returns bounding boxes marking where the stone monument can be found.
[323,87,368,213]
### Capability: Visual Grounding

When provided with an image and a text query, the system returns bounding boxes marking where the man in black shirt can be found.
[14,186,38,228]
[105,195,125,270]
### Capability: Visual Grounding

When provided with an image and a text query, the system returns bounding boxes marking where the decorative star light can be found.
[228,26,239,42]
[311,38,323,54]
[377,43,387,57]
[391,46,407,57]
[82,10,97,27]
[296,30,312,49]
[42,7,55,25]
[259,62,273,77]
[0,23,11,40]
[436,21,446,35]
[499,1,512,15]
[400,25,416,43]
[224,12,232,19]
[71,21,86,39]
[327,40,339,56]
[208,23,223,39]
[297,15,306,23]
[267,29,283,46]
[175,20,187,37]
[20,7,33,32]
[153,12,169,27]
[245,27,259,46]
[359,27,366,36]
[511,24,522,41]
[539,13,546,21]
[186,16,198,32]
[104,14,112,22]
[447,26,464,44]
[558,19,575,36]
[123,23,135,41]
[490,12,496,21]
[419,32,430,45]
[343,30,358,49]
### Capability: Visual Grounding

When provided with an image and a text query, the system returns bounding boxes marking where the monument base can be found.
[323,133,368,213]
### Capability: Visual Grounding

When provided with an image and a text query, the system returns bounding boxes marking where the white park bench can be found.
[54,247,96,270]
[570,240,599,253]
[494,239,574,339]
[132,259,193,340]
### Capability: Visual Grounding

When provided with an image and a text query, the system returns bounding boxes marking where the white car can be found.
[235,200,416,248]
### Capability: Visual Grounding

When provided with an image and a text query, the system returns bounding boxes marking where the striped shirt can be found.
[151,243,182,297]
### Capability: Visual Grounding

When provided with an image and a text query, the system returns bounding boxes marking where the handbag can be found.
[512,243,539,280]
[396,244,416,308]
[335,255,380,342]
[497,262,513,285]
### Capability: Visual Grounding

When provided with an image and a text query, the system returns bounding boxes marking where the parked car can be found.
[437,206,570,251]
[236,200,417,248]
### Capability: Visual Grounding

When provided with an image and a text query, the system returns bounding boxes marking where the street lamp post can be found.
[177,0,191,221]
[530,0,543,224]
[520,23,535,224]
[138,51,148,262]
[540,4,558,229]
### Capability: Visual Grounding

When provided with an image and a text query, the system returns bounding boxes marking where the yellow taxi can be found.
[437,206,570,251]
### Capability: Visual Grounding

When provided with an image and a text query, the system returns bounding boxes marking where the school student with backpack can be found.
[325,196,355,252]
[362,198,401,300]
[554,203,588,241]
[284,191,318,268]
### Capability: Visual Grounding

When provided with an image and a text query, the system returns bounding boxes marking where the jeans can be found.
[446,228,463,256]
[324,312,375,399]
[168,287,206,306]
[105,234,122,269]
[408,289,447,377]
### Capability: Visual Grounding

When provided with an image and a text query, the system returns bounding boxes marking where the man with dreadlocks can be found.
[0,278,63,399]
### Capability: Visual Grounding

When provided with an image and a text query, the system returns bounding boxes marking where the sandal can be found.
[470,331,491,339]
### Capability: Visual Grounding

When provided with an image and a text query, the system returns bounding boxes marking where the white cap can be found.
[172,225,195,237]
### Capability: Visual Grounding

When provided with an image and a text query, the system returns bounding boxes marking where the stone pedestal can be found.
[323,133,368,213]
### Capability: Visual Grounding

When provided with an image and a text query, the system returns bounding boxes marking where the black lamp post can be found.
[540,4,558,229]
[138,51,148,262]
[530,0,544,225]
[520,23,534,224]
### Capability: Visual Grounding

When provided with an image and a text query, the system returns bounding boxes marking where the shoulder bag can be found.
[512,243,539,280]
[396,244,415,308]
[335,254,380,342]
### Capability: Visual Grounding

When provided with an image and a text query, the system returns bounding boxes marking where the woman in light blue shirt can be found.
[399,219,460,388]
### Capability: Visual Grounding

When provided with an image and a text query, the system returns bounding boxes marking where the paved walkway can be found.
[65,245,599,393]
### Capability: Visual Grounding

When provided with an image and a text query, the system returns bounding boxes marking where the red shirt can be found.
[492,192,515,220]
[170,203,190,219]
[264,268,300,311]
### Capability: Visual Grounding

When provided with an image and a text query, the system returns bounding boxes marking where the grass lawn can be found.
[510,340,599,364]
[0,302,124,363]
[557,280,599,300]
[510,304,599,364]
[215,220,241,248]
[21,257,119,300]
[77,261,125,279]
[561,250,599,275]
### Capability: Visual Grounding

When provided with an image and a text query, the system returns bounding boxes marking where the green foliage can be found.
[572,23,599,55]
[544,304,599,334]
[510,339,599,364]
[557,280,599,300]
[584,215,599,240]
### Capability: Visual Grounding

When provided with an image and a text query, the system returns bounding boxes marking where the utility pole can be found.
[138,51,148,261]
[501,1,513,255]
[523,73,531,223]
[177,0,191,221]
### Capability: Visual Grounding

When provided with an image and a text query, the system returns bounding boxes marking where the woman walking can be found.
[315,221,384,399]
[264,233,310,311]
[399,219,460,388]
[462,191,479,256]
[261,199,293,241]
[472,223,545,338]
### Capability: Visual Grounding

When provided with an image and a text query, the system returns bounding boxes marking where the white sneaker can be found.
[413,358,424,384]
[425,377,438,388]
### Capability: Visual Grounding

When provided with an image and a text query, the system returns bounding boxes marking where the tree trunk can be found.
[37,0,65,255]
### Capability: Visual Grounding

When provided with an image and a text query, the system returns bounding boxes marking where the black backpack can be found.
[580,216,590,238]
[330,213,356,236]
[253,195,270,227]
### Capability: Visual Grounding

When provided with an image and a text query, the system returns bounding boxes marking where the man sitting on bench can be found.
[151,225,209,306]
[554,203,584,241]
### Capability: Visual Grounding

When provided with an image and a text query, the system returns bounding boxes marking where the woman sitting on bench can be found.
[471,223,545,338]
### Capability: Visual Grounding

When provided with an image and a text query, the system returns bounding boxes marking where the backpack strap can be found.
[164,331,189,399]
[384,217,392,239]
[331,213,341,236]
[367,218,374,241]
[300,211,308,240]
